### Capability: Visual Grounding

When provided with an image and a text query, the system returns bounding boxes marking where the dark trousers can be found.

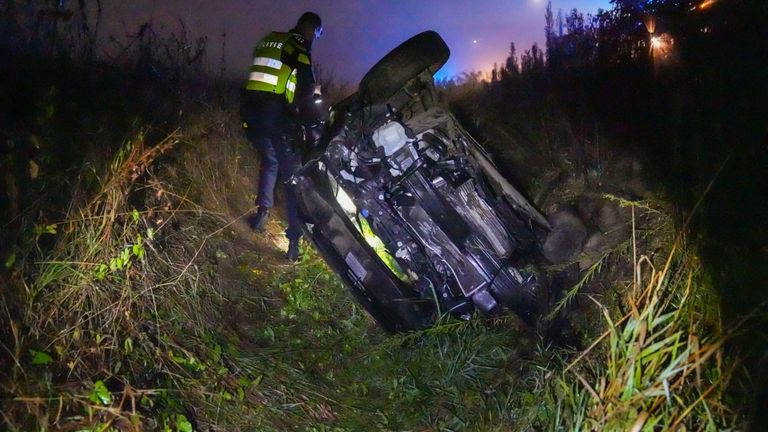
[242,92,303,242]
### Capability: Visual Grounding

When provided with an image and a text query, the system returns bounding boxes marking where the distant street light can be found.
[644,13,673,61]
[649,33,673,61]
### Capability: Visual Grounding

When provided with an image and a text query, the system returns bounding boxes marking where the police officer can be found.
[241,12,323,261]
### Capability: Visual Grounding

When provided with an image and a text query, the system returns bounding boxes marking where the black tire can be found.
[358,31,450,105]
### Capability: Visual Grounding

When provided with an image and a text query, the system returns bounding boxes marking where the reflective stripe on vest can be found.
[285,69,298,102]
[253,57,283,69]
[249,71,279,86]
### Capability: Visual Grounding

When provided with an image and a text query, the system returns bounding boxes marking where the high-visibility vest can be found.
[245,32,311,104]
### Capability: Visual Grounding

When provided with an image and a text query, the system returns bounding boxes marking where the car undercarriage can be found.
[291,31,551,331]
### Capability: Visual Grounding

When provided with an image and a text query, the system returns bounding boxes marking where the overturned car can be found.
[290,31,551,332]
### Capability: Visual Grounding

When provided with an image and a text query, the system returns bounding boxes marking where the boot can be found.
[286,238,301,262]
[246,207,270,232]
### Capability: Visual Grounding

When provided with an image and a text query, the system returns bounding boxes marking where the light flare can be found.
[649,33,674,61]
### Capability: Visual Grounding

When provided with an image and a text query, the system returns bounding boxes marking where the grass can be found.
[0,103,750,431]
[523,244,744,431]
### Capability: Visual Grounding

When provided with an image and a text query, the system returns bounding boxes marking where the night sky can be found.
[101,0,611,84]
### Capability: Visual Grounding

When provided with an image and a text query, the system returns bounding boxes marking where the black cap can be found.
[296,11,322,32]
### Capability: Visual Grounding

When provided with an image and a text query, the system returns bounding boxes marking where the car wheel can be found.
[358,30,450,105]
